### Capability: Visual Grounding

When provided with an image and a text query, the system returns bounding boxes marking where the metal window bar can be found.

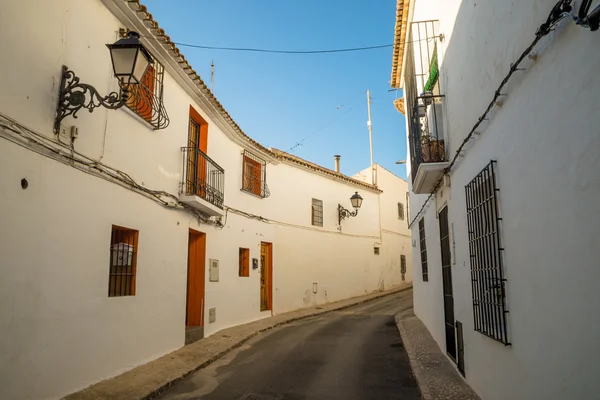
[109,225,138,297]
[398,202,405,220]
[465,161,510,345]
[241,150,270,198]
[311,198,323,227]
[418,218,429,282]
[121,61,170,130]
[180,146,225,209]
[404,20,446,182]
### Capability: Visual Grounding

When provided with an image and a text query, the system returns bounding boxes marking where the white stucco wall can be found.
[402,0,600,399]
[354,164,413,286]
[0,1,410,399]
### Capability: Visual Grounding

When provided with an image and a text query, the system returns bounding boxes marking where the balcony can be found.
[404,20,449,194]
[410,94,449,193]
[179,147,225,216]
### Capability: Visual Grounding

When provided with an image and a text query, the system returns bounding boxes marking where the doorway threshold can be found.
[185,326,205,345]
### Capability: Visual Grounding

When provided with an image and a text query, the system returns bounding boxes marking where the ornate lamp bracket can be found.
[54,65,128,134]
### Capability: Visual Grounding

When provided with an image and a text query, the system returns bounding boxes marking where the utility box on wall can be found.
[209,259,219,282]
[208,308,216,323]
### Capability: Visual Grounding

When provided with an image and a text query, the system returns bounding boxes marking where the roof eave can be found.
[390,0,410,89]
[102,0,278,163]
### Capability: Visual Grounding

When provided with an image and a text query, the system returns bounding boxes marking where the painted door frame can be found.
[186,229,206,329]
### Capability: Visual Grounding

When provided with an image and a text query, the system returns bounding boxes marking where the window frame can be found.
[241,150,269,198]
[398,202,405,220]
[108,225,139,297]
[238,248,250,277]
[122,59,169,130]
[311,198,323,227]
[418,218,428,282]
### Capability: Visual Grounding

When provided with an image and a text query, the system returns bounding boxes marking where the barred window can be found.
[398,202,405,220]
[109,225,138,297]
[242,150,269,198]
[122,60,169,130]
[418,218,428,282]
[311,199,323,227]
[401,255,407,273]
[465,160,509,345]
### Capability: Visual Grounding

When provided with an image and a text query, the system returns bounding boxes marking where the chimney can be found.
[334,155,341,173]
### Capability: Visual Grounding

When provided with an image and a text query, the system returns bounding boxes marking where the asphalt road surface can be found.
[158,289,418,400]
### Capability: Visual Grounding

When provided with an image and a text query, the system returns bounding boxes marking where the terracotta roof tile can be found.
[390,0,410,88]
[271,149,382,192]
[126,0,276,157]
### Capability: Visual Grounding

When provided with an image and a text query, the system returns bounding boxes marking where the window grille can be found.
[465,161,510,345]
[242,150,269,198]
[401,255,407,281]
[122,61,170,130]
[109,225,138,297]
[398,202,405,220]
[311,199,323,227]
[418,218,429,282]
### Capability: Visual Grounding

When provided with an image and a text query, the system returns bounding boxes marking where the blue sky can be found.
[143,0,407,178]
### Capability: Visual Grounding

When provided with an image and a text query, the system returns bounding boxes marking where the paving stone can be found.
[395,310,481,400]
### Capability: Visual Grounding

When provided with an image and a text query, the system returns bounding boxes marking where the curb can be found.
[395,309,433,400]
[141,284,413,400]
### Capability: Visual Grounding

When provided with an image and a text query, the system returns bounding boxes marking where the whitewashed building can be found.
[391,0,600,399]
[0,1,411,399]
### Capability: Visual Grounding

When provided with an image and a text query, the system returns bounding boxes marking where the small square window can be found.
[374,247,380,255]
[239,248,250,277]
[311,199,323,227]
[109,225,138,297]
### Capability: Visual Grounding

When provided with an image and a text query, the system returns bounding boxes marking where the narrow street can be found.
[158,290,418,400]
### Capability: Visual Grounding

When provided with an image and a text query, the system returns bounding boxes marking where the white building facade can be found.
[0,1,411,399]
[391,0,600,399]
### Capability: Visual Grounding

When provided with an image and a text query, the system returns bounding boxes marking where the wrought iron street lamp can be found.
[338,192,363,225]
[54,31,153,133]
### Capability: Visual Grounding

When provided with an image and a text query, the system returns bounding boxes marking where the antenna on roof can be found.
[211,60,215,93]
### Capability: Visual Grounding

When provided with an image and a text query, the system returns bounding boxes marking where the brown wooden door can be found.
[260,242,272,311]
[186,229,206,327]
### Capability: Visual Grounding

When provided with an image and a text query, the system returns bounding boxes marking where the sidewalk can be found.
[64,283,412,400]
[395,310,481,400]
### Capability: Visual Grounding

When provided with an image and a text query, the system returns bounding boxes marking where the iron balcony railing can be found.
[404,20,447,182]
[180,146,225,209]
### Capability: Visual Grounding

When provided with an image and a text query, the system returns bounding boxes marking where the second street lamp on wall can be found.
[338,192,363,225]
[54,31,153,133]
